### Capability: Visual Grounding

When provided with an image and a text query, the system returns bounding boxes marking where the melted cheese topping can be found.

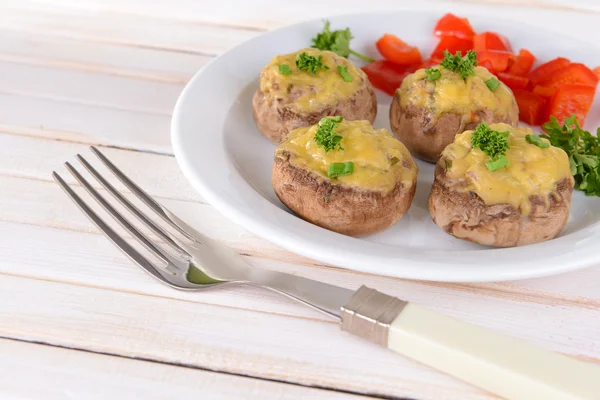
[398,66,516,123]
[277,120,418,192]
[441,123,573,215]
[259,48,364,113]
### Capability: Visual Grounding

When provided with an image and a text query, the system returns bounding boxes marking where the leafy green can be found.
[525,134,549,149]
[296,52,329,75]
[314,116,344,152]
[440,50,478,79]
[278,64,292,75]
[328,162,354,178]
[471,122,510,171]
[425,68,441,81]
[485,77,500,91]
[311,20,374,63]
[542,115,600,196]
[337,65,353,82]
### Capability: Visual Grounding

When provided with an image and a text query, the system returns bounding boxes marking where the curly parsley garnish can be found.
[425,68,441,81]
[441,50,478,79]
[311,20,374,63]
[542,115,600,196]
[296,52,329,75]
[471,122,510,172]
[314,116,343,152]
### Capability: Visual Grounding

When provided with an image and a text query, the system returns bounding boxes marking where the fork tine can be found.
[64,161,176,266]
[52,171,172,285]
[76,154,190,259]
[90,146,195,241]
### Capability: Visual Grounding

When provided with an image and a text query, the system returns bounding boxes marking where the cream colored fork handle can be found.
[342,287,600,400]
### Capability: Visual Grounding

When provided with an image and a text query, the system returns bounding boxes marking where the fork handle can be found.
[342,286,600,400]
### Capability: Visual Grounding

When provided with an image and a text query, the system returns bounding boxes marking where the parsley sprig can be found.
[311,20,374,63]
[441,50,478,79]
[314,116,344,152]
[296,52,329,75]
[542,115,600,196]
[471,123,510,172]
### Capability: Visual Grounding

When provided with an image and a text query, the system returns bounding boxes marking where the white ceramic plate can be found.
[172,10,600,282]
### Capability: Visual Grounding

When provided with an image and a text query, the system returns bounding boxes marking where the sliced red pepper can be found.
[430,35,474,60]
[376,34,423,66]
[513,89,547,126]
[538,63,599,90]
[473,32,512,52]
[361,60,413,96]
[476,50,513,72]
[528,57,571,86]
[594,66,600,80]
[433,13,475,39]
[478,59,496,74]
[497,72,529,90]
[532,85,555,98]
[507,49,536,76]
[544,84,596,126]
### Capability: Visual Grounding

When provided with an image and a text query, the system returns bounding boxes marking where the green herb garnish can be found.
[542,115,600,196]
[525,134,549,149]
[311,20,374,63]
[485,77,500,91]
[389,156,400,166]
[314,116,344,152]
[328,161,354,178]
[425,68,441,81]
[440,50,478,79]
[471,122,510,172]
[278,64,292,75]
[296,52,329,75]
[337,65,353,82]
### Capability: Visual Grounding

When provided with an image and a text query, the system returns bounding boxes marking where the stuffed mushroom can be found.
[429,123,574,247]
[253,48,377,143]
[272,118,417,237]
[390,52,518,163]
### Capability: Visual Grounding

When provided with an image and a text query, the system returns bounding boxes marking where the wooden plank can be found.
[0,60,184,114]
[0,272,543,399]
[0,339,365,400]
[0,94,172,153]
[0,29,209,83]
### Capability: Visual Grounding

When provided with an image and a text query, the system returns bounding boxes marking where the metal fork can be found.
[53,147,600,400]
[52,146,353,320]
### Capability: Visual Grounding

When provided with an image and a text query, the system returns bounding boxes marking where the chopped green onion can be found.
[485,77,500,91]
[337,65,353,82]
[425,68,441,81]
[389,156,400,166]
[485,155,509,172]
[278,64,292,75]
[328,116,343,123]
[525,134,549,148]
[328,161,354,178]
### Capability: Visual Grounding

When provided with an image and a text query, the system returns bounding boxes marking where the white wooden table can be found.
[1,1,599,399]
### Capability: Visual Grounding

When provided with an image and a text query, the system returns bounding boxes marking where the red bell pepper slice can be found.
[539,63,599,91]
[476,50,513,72]
[376,34,423,66]
[497,72,529,90]
[430,35,474,60]
[478,59,496,74]
[528,57,571,86]
[594,66,600,80]
[361,60,414,96]
[544,84,596,126]
[434,13,475,39]
[507,49,536,76]
[473,32,513,52]
[532,85,555,98]
[513,89,547,126]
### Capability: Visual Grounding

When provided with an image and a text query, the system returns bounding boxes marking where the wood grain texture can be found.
[0,339,366,400]
[0,0,599,398]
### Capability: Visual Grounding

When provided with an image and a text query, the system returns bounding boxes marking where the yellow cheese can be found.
[277,119,418,192]
[259,48,364,113]
[441,123,573,215]
[399,66,516,123]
